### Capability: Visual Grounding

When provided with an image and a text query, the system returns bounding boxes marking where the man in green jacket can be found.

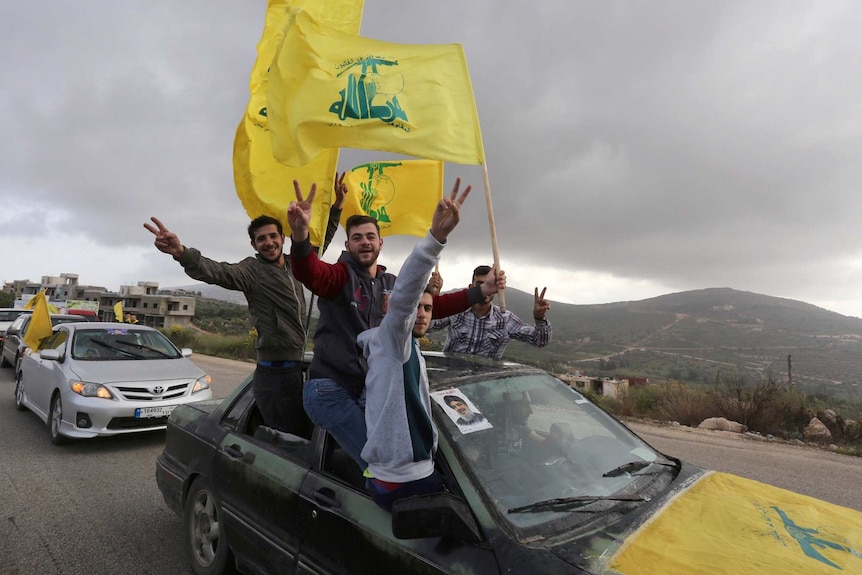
[144,185,344,439]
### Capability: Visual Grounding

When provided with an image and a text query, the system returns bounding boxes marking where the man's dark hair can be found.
[443,395,463,408]
[472,265,492,282]
[345,214,380,237]
[248,215,283,241]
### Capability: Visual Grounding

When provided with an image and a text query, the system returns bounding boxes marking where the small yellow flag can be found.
[22,291,53,352]
[233,0,365,247]
[268,10,485,167]
[113,301,123,322]
[342,160,443,238]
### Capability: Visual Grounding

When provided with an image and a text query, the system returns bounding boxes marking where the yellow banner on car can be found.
[23,291,53,352]
[608,471,862,575]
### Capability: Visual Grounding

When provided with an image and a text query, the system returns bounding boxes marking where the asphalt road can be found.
[1,354,859,575]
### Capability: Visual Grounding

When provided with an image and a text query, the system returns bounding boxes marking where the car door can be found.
[5,315,28,366]
[212,392,312,575]
[28,330,70,419]
[295,433,500,575]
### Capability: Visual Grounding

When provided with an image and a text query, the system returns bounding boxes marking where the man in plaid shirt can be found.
[429,265,552,359]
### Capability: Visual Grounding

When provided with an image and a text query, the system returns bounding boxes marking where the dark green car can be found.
[156,352,700,575]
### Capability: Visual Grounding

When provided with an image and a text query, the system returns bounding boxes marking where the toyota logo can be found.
[152,386,165,395]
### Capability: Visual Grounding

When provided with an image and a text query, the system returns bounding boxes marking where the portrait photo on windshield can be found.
[431,388,493,433]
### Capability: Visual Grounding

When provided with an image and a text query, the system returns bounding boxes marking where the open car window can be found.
[221,382,313,465]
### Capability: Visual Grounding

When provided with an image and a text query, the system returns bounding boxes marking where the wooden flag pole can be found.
[482,163,505,311]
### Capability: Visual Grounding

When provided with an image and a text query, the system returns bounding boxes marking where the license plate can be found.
[135,406,175,419]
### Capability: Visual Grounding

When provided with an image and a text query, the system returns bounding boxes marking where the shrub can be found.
[162,326,197,349]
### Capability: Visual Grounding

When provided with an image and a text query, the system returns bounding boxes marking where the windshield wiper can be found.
[115,340,172,358]
[508,494,649,514]
[92,340,143,359]
[602,459,677,478]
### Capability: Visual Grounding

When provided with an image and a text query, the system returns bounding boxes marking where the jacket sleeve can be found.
[176,247,257,292]
[290,237,349,299]
[431,285,484,319]
[378,233,444,358]
[428,316,450,332]
[506,313,552,348]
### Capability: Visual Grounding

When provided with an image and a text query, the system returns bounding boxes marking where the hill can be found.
[182,283,862,400]
[427,287,862,401]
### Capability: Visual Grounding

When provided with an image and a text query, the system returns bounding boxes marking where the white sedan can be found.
[15,322,212,445]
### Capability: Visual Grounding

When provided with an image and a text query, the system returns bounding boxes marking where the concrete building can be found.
[3,275,195,329]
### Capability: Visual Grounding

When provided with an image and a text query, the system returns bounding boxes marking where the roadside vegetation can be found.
[588,372,862,456]
[166,296,862,456]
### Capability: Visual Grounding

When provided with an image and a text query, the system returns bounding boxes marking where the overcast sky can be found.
[4,1,862,317]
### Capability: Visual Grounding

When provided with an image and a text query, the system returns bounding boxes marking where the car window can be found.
[222,382,314,465]
[71,328,182,360]
[433,372,670,537]
[0,310,24,321]
[321,433,367,492]
[41,331,69,351]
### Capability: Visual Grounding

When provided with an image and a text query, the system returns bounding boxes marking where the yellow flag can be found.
[609,471,862,574]
[23,291,53,352]
[342,160,443,237]
[268,10,485,168]
[114,301,123,322]
[233,0,365,247]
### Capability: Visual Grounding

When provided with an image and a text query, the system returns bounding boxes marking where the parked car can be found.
[14,322,212,445]
[0,308,31,356]
[155,352,862,575]
[66,308,99,321]
[1,313,81,369]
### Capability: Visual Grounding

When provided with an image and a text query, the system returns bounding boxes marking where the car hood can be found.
[70,358,205,384]
[552,470,862,574]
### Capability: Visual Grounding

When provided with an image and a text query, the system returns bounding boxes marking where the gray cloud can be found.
[3,1,862,316]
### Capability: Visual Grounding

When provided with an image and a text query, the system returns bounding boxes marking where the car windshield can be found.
[0,310,24,321]
[432,371,675,537]
[71,328,182,361]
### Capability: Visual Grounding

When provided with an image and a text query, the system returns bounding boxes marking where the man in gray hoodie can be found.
[358,179,471,510]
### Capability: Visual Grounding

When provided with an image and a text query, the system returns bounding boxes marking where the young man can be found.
[429,266,552,359]
[143,183,344,439]
[288,179,504,469]
[359,181,470,510]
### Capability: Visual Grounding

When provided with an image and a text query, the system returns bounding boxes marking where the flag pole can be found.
[482,162,505,311]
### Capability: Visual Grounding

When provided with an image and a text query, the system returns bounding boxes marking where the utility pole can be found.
[787,354,793,388]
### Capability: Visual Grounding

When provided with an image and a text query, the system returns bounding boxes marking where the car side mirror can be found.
[391,492,482,544]
[39,349,62,361]
[181,348,193,357]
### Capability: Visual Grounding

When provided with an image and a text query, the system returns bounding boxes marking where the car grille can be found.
[114,381,193,401]
[107,416,170,430]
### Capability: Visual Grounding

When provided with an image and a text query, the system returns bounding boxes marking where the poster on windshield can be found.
[431,388,493,434]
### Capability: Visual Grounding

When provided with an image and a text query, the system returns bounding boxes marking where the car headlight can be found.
[192,375,211,394]
[71,381,115,399]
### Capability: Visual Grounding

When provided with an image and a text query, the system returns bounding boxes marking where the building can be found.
[3,275,195,329]
[558,373,630,399]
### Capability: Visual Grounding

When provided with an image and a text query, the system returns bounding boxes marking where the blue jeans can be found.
[303,378,367,470]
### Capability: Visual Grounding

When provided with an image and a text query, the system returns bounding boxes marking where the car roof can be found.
[59,322,157,331]
[423,352,548,393]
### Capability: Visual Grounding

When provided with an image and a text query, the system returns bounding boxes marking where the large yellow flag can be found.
[608,471,862,574]
[268,10,485,168]
[113,301,123,323]
[23,291,53,352]
[342,160,443,237]
[233,0,365,247]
